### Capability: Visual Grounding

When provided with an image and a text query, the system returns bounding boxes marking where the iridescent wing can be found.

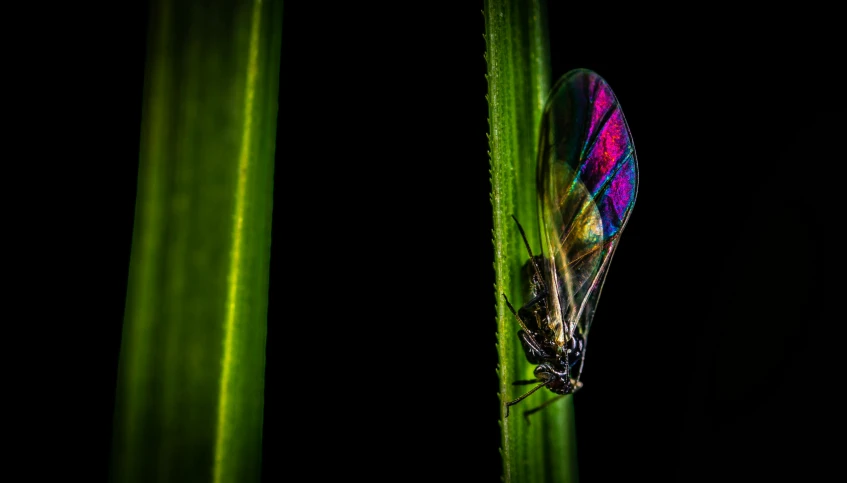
[536,69,638,351]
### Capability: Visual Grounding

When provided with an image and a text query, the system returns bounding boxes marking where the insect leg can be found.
[521,394,565,425]
[502,293,532,333]
[511,215,549,294]
[505,381,550,417]
[573,344,587,388]
[522,291,546,309]
[512,379,541,385]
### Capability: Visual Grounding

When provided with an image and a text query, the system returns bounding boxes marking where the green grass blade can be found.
[484,1,579,481]
[110,1,283,482]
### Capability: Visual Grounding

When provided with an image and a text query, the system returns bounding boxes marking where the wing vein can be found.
[559,149,635,246]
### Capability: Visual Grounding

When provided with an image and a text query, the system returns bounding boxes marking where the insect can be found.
[503,69,639,419]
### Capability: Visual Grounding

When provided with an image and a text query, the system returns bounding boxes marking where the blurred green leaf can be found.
[110,1,283,482]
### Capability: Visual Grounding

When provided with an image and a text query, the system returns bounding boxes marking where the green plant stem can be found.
[485,0,578,481]
[110,1,283,482]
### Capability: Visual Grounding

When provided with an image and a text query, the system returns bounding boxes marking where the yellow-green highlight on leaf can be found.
[484,0,579,482]
[214,1,266,481]
[110,1,283,482]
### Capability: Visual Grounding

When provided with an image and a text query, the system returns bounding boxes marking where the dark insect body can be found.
[502,69,639,419]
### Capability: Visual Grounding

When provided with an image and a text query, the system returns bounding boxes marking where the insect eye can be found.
[533,364,554,379]
[567,333,584,355]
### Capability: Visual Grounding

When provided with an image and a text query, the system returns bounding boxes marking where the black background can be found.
[32,1,840,482]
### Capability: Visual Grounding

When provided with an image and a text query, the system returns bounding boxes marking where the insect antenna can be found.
[505,380,550,417]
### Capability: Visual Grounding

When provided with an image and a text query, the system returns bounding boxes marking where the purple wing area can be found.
[536,69,638,346]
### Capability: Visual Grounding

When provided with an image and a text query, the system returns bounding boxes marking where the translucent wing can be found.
[536,69,638,348]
